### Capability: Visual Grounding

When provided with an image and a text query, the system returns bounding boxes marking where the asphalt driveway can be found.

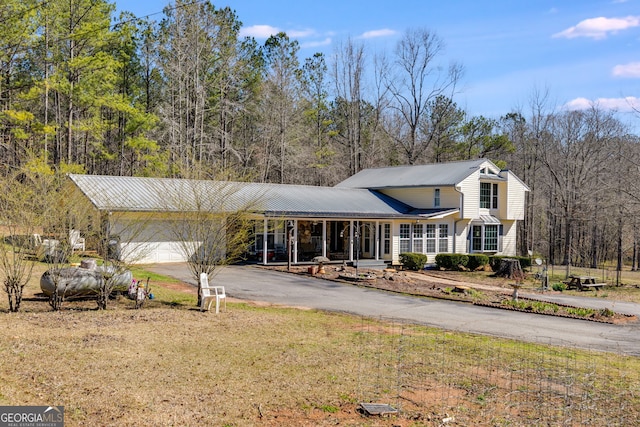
[148,263,640,356]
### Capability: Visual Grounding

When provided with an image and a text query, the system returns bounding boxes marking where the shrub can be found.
[399,252,428,271]
[435,253,469,271]
[435,254,451,269]
[552,282,567,292]
[518,256,532,270]
[467,254,489,270]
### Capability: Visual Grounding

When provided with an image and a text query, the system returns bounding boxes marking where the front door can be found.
[359,221,376,259]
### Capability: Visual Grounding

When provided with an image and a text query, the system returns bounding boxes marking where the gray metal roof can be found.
[67,174,419,219]
[336,158,494,189]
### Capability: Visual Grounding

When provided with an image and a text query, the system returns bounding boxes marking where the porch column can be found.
[375,220,380,261]
[322,220,327,258]
[293,220,299,264]
[349,220,354,261]
[262,218,268,265]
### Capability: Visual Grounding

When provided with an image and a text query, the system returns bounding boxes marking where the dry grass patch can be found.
[1,266,640,426]
[0,303,369,426]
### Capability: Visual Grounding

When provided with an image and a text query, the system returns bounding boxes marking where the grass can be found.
[502,299,560,313]
[1,263,639,425]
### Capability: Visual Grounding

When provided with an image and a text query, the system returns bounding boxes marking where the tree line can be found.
[1,0,639,271]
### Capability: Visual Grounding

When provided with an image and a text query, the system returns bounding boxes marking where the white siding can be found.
[500,220,518,256]
[391,221,401,265]
[112,216,200,265]
[380,187,460,209]
[454,220,470,254]
[504,171,528,220]
[457,172,480,219]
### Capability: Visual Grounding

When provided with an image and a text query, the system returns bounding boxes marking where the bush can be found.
[399,252,428,271]
[435,253,469,271]
[467,254,489,270]
[552,282,567,292]
[435,254,454,269]
[518,256,532,270]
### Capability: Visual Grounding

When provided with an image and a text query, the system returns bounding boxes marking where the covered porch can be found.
[249,218,392,266]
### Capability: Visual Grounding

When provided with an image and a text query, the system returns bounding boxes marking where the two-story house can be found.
[67,158,529,265]
[335,158,529,265]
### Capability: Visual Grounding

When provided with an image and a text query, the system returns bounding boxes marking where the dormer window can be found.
[434,188,440,207]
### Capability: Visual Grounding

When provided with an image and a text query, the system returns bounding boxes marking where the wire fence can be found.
[356,318,640,425]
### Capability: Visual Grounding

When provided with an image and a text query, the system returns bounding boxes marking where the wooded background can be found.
[1,0,639,270]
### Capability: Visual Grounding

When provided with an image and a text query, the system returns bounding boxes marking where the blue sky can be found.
[117,0,640,127]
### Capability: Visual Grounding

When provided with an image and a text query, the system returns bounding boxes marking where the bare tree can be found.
[300,52,334,185]
[155,176,260,308]
[502,87,555,259]
[260,32,302,184]
[331,37,366,175]
[386,28,463,164]
[156,0,223,173]
[48,174,159,310]
[0,170,38,312]
[536,106,624,274]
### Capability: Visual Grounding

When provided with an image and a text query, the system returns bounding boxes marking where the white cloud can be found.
[359,28,397,39]
[564,96,640,112]
[240,25,281,39]
[239,25,321,42]
[612,62,640,78]
[553,15,640,39]
[301,38,332,49]
[288,28,316,38]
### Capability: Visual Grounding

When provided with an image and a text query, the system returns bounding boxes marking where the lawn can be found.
[1,264,639,426]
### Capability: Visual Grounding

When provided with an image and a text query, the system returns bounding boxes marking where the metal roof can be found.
[67,174,418,219]
[478,215,502,224]
[336,158,495,189]
[408,208,460,218]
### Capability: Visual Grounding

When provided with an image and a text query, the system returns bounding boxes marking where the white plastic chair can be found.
[70,229,85,252]
[200,272,226,313]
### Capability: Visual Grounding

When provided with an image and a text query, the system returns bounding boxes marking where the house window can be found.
[471,224,501,252]
[472,225,483,251]
[383,223,391,255]
[425,224,436,253]
[492,183,498,209]
[480,183,491,209]
[400,223,411,253]
[480,182,498,209]
[485,225,498,251]
[438,224,448,253]
[400,223,447,254]
[362,225,371,253]
[412,224,423,253]
[434,188,440,207]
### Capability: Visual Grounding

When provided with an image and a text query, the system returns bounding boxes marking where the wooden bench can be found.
[578,282,606,290]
